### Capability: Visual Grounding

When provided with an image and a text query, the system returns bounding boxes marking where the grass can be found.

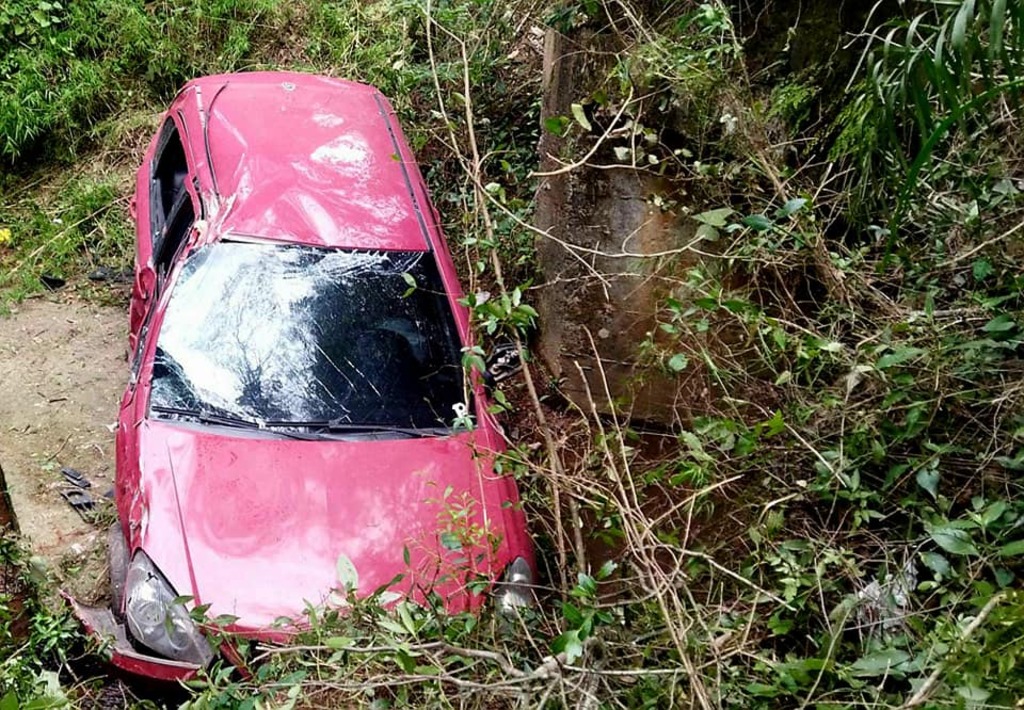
[0,170,134,302]
[1,531,80,707]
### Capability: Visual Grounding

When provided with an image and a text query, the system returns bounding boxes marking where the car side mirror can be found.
[484,341,523,391]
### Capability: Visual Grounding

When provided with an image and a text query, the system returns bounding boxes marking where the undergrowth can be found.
[2,0,1024,708]
[0,533,79,707]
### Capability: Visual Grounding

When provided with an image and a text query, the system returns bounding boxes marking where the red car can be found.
[69,72,534,681]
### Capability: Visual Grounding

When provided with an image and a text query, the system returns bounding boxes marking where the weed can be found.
[834,0,1024,236]
[0,533,79,707]
[0,173,132,300]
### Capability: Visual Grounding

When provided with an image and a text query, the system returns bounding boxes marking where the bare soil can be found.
[0,293,127,600]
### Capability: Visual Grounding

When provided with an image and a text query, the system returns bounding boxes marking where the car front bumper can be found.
[65,593,205,682]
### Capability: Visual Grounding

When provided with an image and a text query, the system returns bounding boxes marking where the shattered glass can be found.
[150,241,466,429]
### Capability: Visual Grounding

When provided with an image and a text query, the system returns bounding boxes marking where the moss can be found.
[768,78,818,132]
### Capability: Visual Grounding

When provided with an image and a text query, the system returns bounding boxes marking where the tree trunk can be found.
[0,461,18,534]
[1,460,29,644]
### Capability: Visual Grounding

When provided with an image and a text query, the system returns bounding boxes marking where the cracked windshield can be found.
[150,242,466,428]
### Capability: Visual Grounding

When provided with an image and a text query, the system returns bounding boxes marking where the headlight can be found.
[125,552,214,666]
[495,557,535,613]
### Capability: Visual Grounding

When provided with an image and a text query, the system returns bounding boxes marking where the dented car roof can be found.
[175,72,434,251]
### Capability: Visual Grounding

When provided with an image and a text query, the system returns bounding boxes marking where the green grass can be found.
[0,0,289,163]
[0,172,134,301]
[0,532,79,708]
[832,0,1024,234]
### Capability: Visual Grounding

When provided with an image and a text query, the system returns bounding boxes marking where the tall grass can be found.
[834,0,1024,233]
[0,0,284,163]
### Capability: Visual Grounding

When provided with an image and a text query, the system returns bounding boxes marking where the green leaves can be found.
[972,258,993,281]
[551,628,586,664]
[572,571,598,599]
[982,314,1017,334]
[956,685,991,704]
[998,539,1024,557]
[692,207,734,240]
[916,466,940,499]
[570,103,591,132]
[876,346,927,370]
[694,207,734,227]
[551,571,616,664]
[921,550,952,578]
[543,115,570,137]
[439,531,463,551]
[667,353,689,372]
[741,214,775,232]
[775,197,807,218]
[990,0,1008,56]
[461,344,487,375]
[849,648,912,677]
[463,285,537,336]
[335,553,359,592]
[401,271,417,297]
[323,636,353,649]
[951,0,976,51]
[927,523,980,556]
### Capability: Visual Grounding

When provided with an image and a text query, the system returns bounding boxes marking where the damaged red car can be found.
[68,72,535,681]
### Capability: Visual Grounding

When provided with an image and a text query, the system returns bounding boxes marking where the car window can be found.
[149,242,468,429]
[150,119,195,277]
[151,120,188,228]
[154,196,195,278]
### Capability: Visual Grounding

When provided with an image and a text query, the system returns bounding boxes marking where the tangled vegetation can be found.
[2,0,1024,707]
[1,529,79,707]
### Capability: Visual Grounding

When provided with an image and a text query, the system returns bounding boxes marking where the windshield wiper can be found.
[264,418,453,439]
[150,405,322,441]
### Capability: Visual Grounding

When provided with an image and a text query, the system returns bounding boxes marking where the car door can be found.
[129,116,199,348]
[119,116,201,533]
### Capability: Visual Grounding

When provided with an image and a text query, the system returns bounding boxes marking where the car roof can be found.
[178,72,432,252]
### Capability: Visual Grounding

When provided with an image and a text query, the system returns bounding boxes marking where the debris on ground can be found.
[87,266,132,284]
[61,466,92,489]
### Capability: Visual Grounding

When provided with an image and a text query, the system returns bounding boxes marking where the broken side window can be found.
[151,119,188,230]
[150,119,193,276]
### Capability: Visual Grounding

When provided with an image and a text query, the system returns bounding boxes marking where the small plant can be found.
[834,0,1024,233]
[0,534,79,707]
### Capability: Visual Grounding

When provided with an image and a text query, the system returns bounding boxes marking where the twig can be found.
[530,88,636,178]
[439,643,525,678]
[424,1,573,589]
[45,433,72,463]
[901,592,1006,708]
[938,217,1024,268]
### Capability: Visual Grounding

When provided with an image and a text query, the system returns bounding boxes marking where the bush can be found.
[0,0,283,163]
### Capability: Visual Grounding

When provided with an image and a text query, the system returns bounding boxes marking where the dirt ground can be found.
[0,294,127,599]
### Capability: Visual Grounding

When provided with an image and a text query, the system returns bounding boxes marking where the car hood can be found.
[133,420,510,630]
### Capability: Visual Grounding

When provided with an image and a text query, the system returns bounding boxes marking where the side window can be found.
[155,197,195,278]
[150,120,194,277]
[151,120,188,229]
